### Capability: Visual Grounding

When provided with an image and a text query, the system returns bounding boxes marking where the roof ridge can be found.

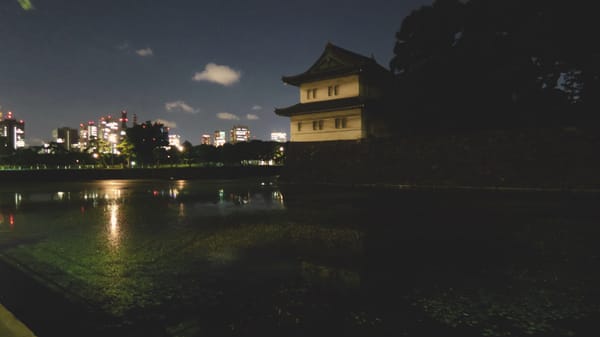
[325,42,373,63]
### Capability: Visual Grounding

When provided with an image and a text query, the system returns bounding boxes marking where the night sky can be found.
[0,0,431,145]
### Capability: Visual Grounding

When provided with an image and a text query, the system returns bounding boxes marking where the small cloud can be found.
[116,41,130,51]
[136,48,154,57]
[246,114,259,120]
[165,100,199,114]
[216,112,240,120]
[193,63,241,86]
[251,105,262,111]
[153,119,177,129]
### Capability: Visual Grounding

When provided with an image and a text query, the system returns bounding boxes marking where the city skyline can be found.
[0,0,431,145]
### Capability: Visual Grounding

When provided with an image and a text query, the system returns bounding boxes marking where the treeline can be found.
[0,140,287,169]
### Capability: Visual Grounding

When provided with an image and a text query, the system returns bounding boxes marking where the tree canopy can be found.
[125,121,170,165]
[390,0,599,129]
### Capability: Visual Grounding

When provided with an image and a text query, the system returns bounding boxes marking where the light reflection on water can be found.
[0,179,338,325]
[0,179,285,233]
[106,202,121,250]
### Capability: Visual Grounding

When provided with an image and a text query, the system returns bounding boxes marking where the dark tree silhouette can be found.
[181,140,193,167]
[125,121,169,165]
[0,137,13,156]
[390,0,600,129]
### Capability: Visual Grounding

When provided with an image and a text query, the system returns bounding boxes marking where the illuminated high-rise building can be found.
[119,110,128,140]
[214,130,226,147]
[78,123,89,150]
[270,132,287,142]
[88,121,98,140]
[230,125,250,143]
[99,115,120,154]
[168,134,182,151]
[0,111,25,150]
[52,127,79,151]
[201,134,211,145]
[78,121,98,152]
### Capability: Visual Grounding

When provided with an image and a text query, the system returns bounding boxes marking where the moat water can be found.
[0,178,599,337]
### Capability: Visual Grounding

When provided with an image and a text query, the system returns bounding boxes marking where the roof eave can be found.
[282,68,363,86]
[275,102,365,117]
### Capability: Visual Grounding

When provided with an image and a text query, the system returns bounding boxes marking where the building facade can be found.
[275,43,397,142]
[168,134,182,151]
[78,121,99,151]
[119,110,128,141]
[78,112,128,153]
[0,111,25,150]
[270,132,288,142]
[230,126,250,143]
[214,130,226,147]
[52,127,79,151]
[201,134,212,145]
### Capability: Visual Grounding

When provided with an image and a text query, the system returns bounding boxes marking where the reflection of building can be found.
[214,130,226,147]
[275,43,396,142]
[0,111,25,150]
[201,134,211,145]
[52,127,79,151]
[230,125,250,143]
[270,132,287,142]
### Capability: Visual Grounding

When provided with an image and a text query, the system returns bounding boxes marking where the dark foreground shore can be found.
[0,256,165,337]
[0,166,281,182]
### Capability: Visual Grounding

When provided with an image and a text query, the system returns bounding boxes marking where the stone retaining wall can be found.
[279,128,600,189]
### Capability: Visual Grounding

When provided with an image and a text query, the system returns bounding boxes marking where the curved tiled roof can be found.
[281,43,391,86]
